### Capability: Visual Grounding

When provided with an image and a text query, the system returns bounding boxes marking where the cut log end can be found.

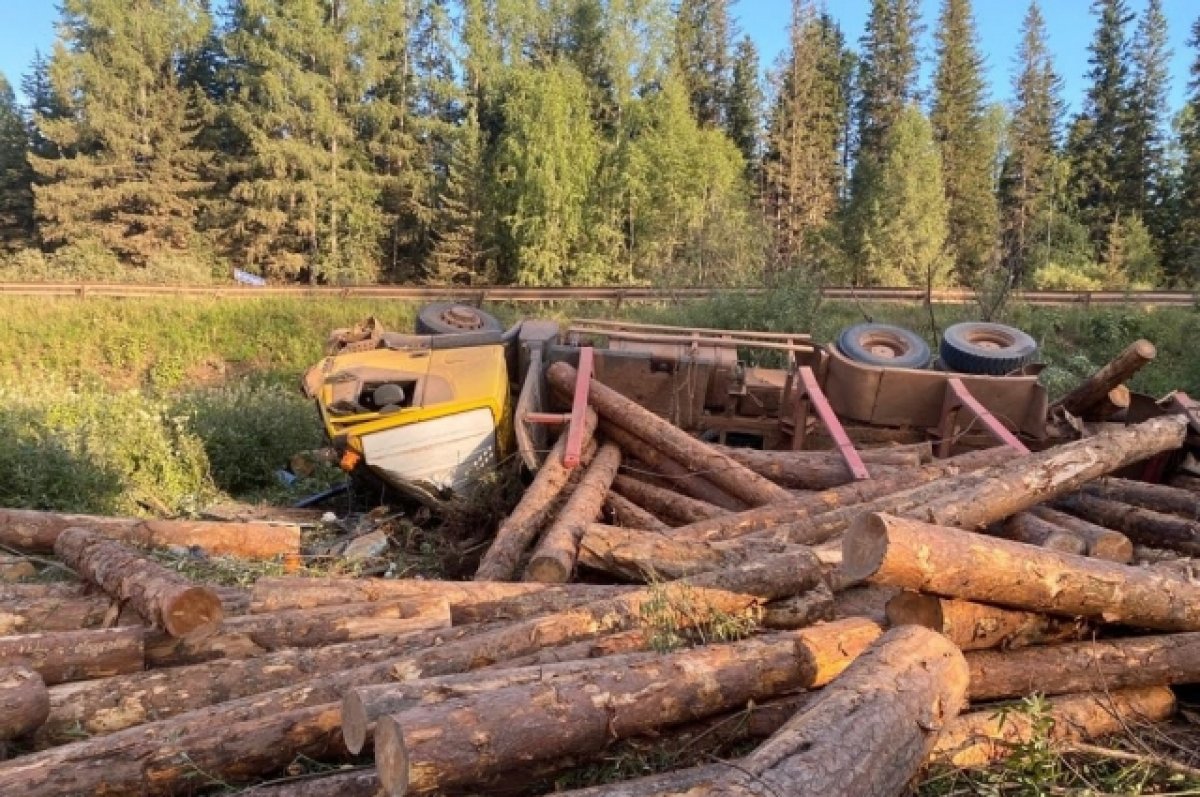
[1133,339,1157,361]
[0,663,49,740]
[885,591,943,630]
[840,514,888,582]
[376,714,410,797]
[342,689,370,755]
[524,557,571,585]
[164,587,225,639]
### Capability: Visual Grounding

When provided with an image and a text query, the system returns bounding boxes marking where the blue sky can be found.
[2,1,1196,116]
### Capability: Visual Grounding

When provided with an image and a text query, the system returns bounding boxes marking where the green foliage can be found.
[637,580,759,653]
[854,0,922,163]
[0,74,34,250]
[1172,19,1200,284]
[673,0,732,127]
[725,36,763,169]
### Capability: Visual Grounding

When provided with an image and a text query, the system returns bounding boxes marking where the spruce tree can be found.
[725,36,762,170]
[21,51,71,160]
[1174,17,1200,282]
[931,0,999,280]
[1126,0,1172,252]
[0,75,34,250]
[1068,0,1135,247]
[673,0,732,127]
[854,0,922,163]
[1000,0,1065,282]
[428,105,490,283]
[28,0,213,269]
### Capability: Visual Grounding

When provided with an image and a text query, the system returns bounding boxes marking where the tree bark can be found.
[578,523,798,582]
[1168,472,1200,493]
[761,583,835,629]
[249,577,633,624]
[474,410,599,581]
[998,512,1087,555]
[1087,384,1131,421]
[0,592,116,635]
[0,664,49,741]
[1028,505,1134,562]
[666,446,1012,543]
[844,512,1200,631]
[1085,476,1200,519]
[524,442,622,583]
[547,362,792,506]
[932,686,1175,767]
[1055,492,1200,555]
[886,592,1088,651]
[1054,339,1156,417]
[142,597,451,667]
[55,528,224,639]
[371,620,883,796]
[612,474,727,525]
[0,627,143,685]
[965,630,1200,701]
[231,768,380,797]
[600,422,745,510]
[696,626,969,797]
[711,445,910,489]
[0,507,300,559]
[604,492,672,532]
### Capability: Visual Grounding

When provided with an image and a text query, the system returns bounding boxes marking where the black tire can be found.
[415,303,502,335]
[939,321,1038,376]
[836,323,932,369]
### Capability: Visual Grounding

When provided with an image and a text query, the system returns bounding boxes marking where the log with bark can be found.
[474,410,599,581]
[689,625,969,797]
[0,664,49,741]
[710,445,909,489]
[1085,476,1200,519]
[232,768,381,797]
[54,527,223,639]
[1055,492,1200,555]
[1054,339,1157,417]
[370,620,883,795]
[760,583,835,629]
[611,474,727,525]
[600,422,746,511]
[1028,505,1134,562]
[965,630,1200,701]
[843,512,1200,631]
[249,577,634,623]
[605,492,672,532]
[0,507,300,559]
[547,362,792,506]
[142,597,452,667]
[998,511,1087,555]
[886,592,1088,651]
[578,523,795,582]
[0,627,143,685]
[932,686,1175,767]
[0,592,116,635]
[524,442,623,583]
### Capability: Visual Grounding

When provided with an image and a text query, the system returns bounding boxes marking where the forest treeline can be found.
[0,0,1198,289]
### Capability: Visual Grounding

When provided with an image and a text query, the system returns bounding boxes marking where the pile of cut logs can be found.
[2,357,1200,796]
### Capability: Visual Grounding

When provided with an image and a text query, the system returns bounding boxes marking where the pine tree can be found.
[931,0,999,280]
[673,0,732,127]
[1126,0,1172,252]
[856,105,951,287]
[1173,17,1200,282]
[28,0,214,269]
[0,74,34,250]
[1000,0,1065,282]
[1068,0,1135,247]
[764,1,850,266]
[725,36,762,170]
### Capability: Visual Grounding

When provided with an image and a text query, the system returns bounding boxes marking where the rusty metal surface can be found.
[938,377,1031,457]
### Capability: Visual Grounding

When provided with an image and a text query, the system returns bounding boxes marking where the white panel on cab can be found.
[361,408,497,494]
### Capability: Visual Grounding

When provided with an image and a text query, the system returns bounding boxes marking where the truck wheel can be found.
[416,303,502,335]
[836,323,932,369]
[939,322,1037,376]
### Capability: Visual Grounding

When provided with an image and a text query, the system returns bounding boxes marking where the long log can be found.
[844,512,1200,630]
[474,409,599,581]
[578,523,798,582]
[371,620,883,796]
[1085,477,1200,519]
[248,577,633,623]
[0,507,299,559]
[143,597,452,667]
[0,627,143,685]
[605,492,672,532]
[711,445,908,489]
[612,474,727,524]
[1055,339,1157,417]
[524,442,623,583]
[1055,492,1200,555]
[696,625,969,797]
[1028,505,1134,562]
[886,592,1088,651]
[933,687,1175,768]
[232,769,381,797]
[55,527,223,639]
[666,446,1013,543]
[0,592,115,635]
[761,583,835,629]
[0,664,49,741]
[548,362,792,506]
[600,422,746,510]
[998,512,1087,555]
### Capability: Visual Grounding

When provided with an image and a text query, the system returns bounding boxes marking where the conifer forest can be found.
[1,0,1199,290]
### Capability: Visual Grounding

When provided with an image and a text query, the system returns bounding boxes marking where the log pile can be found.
[3,352,1200,796]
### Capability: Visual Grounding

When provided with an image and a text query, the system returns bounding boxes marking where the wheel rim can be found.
[858,332,909,360]
[439,306,486,331]
[964,330,1015,351]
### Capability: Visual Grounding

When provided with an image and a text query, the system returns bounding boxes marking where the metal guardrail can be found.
[0,282,1195,306]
